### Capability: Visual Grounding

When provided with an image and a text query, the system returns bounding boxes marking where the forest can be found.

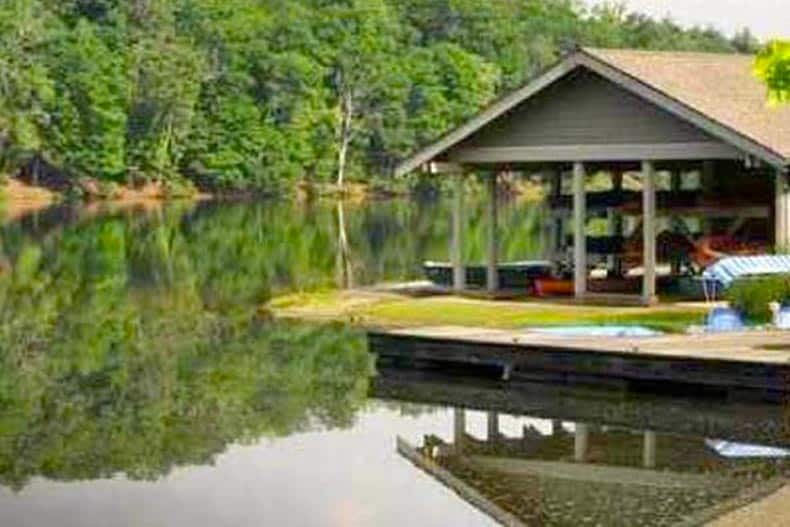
[0,0,773,193]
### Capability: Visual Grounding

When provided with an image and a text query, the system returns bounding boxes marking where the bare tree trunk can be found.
[336,89,354,189]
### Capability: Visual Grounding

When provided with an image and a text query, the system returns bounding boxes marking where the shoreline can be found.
[0,176,547,222]
[0,178,405,221]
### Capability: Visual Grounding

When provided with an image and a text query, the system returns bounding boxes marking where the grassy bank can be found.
[270,290,709,333]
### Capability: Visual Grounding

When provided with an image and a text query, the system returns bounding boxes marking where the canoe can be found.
[423,261,553,290]
[534,277,652,297]
[533,278,574,297]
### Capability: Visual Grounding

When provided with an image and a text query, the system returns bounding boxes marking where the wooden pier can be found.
[368,326,790,393]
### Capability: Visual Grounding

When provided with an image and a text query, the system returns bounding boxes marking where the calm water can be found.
[0,198,788,527]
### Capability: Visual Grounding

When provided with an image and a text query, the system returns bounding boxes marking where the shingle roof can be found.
[395,48,790,176]
[584,48,790,162]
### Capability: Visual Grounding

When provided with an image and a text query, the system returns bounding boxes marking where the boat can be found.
[423,260,553,290]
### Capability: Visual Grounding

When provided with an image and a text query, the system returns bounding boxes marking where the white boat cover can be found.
[705,439,790,458]
[702,255,790,288]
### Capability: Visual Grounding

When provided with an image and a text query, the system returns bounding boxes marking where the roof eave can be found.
[394,53,582,177]
[394,49,787,176]
[576,49,787,170]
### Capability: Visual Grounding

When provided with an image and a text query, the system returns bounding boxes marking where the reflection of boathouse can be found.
[376,374,790,526]
[397,49,790,304]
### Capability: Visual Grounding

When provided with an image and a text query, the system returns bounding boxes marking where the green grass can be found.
[271,291,708,334]
[270,289,341,309]
[363,299,705,333]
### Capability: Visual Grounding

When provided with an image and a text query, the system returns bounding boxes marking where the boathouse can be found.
[397,48,790,305]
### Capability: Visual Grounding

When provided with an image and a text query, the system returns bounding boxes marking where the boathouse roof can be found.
[396,48,790,176]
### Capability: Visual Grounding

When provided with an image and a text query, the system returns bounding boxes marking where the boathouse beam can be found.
[451,171,466,292]
[547,168,563,262]
[574,423,589,462]
[454,408,466,454]
[775,168,790,251]
[642,160,657,305]
[486,172,499,293]
[573,162,587,298]
[607,171,624,276]
[487,411,500,443]
[643,430,657,469]
[701,161,715,236]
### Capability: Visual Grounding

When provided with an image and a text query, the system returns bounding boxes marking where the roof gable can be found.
[585,48,790,164]
[448,68,720,151]
[396,49,790,176]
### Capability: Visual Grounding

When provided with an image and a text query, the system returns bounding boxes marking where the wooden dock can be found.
[368,326,790,393]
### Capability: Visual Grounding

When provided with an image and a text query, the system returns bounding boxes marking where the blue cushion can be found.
[705,307,745,332]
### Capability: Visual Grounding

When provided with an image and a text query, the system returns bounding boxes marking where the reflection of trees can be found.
[335,200,354,289]
[3,196,547,294]
[0,196,549,490]
[0,217,371,491]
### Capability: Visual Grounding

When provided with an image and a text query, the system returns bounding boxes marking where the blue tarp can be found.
[530,326,661,338]
[702,255,790,288]
[705,307,745,332]
[776,307,790,329]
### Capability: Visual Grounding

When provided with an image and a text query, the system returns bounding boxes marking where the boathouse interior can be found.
[397,48,790,305]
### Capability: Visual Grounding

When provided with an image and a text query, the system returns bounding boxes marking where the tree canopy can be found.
[756,40,790,104]
[0,0,759,190]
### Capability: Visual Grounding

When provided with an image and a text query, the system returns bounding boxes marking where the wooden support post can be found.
[642,161,657,305]
[486,411,499,443]
[547,169,563,261]
[671,171,683,193]
[487,173,499,293]
[702,161,715,236]
[607,171,623,276]
[574,423,589,462]
[643,430,657,469]
[775,169,789,251]
[453,408,466,454]
[670,170,683,276]
[451,172,466,292]
[573,162,587,298]
[551,419,563,436]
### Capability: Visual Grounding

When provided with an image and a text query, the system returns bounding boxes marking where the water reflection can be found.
[1,196,547,294]
[374,371,790,526]
[1,199,788,526]
[0,204,373,491]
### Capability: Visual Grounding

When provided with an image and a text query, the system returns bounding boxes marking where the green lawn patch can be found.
[272,290,708,334]
[362,298,706,333]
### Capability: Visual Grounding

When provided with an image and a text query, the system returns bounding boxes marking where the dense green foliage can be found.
[756,40,790,103]
[0,0,757,191]
[726,276,790,322]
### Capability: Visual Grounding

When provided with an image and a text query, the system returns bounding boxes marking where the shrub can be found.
[725,276,790,322]
[162,178,198,199]
[97,181,122,200]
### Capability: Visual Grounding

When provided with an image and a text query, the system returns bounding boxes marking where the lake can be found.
[0,198,787,526]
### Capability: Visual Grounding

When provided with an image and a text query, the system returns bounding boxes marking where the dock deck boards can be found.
[369,327,790,392]
[382,326,790,364]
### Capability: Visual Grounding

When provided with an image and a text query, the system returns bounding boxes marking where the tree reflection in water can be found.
[0,208,371,491]
[0,195,544,492]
